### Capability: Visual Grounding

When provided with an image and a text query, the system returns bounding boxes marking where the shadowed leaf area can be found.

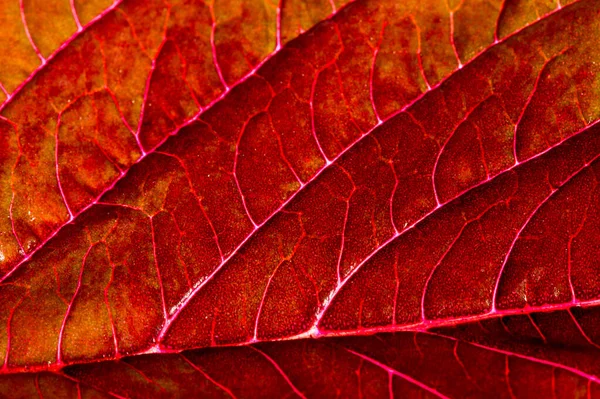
[0,0,600,397]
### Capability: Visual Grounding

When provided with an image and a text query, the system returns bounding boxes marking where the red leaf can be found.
[1,0,599,397]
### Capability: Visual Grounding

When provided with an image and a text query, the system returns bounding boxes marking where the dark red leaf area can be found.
[1,0,600,388]
[4,309,600,398]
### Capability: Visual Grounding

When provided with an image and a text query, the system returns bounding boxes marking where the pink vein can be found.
[180,354,237,398]
[57,372,127,398]
[345,348,450,398]
[369,22,386,123]
[309,69,331,164]
[253,259,285,341]
[70,0,83,31]
[429,331,600,384]
[1,296,24,370]
[431,95,495,206]
[448,11,462,68]
[5,115,25,255]
[135,47,160,153]
[490,185,558,312]
[567,183,596,301]
[54,115,74,219]
[494,0,507,42]
[56,244,91,365]
[232,120,258,228]
[410,15,431,90]
[209,0,229,91]
[19,0,45,64]
[103,244,120,356]
[251,346,307,398]
[150,216,168,321]
[329,0,337,13]
[9,192,25,254]
[568,309,600,350]
[336,197,352,284]
[276,0,282,51]
[512,48,569,164]
[420,221,470,321]
[0,83,9,101]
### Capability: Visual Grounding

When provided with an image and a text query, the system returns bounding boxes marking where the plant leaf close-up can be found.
[1,0,600,397]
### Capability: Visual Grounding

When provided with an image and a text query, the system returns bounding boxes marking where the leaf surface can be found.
[1,0,600,397]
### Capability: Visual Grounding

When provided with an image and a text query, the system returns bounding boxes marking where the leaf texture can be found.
[1,0,600,397]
